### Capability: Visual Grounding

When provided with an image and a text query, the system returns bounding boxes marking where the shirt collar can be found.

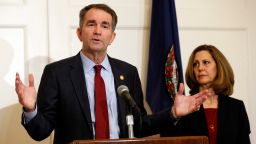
[80,52,111,73]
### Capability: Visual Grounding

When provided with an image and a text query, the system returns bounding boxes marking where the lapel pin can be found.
[120,75,124,80]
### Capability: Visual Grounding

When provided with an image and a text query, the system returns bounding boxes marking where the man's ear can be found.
[109,32,116,45]
[76,27,82,41]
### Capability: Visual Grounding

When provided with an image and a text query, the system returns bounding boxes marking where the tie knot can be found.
[94,65,102,74]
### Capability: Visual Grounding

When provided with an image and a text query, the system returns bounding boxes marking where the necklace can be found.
[209,123,214,130]
[205,108,218,144]
[205,108,217,131]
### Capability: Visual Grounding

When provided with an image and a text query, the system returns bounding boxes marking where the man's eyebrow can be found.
[86,20,96,23]
[102,21,110,25]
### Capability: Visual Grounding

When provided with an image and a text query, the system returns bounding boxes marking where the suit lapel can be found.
[69,53,93,133]
[216,95,225,142]
[109,56,128,138]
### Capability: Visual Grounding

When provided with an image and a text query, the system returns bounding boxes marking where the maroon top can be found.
[205,108,218,144]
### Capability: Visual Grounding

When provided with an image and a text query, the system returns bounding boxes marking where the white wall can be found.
[0,0,255,143]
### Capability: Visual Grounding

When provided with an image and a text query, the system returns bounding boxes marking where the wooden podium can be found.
[70,136,209,144]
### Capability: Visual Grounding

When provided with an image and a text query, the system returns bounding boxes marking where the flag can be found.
[146,0,184,113]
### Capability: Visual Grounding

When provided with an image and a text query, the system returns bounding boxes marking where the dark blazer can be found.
[22,53,172,144]
[161,95,251,144]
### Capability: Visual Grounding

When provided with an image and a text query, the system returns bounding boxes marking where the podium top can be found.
[70,136,209,144]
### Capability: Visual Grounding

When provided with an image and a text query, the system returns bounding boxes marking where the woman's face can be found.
[193,50,217,88]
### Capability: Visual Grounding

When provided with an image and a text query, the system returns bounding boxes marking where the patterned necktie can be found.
[94,65,109,139]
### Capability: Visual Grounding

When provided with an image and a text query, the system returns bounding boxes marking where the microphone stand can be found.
[126,113,134,138]
[126,104,141,138]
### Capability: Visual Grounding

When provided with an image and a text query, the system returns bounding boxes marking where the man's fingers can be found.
[191,90,211,111]
[15,72,21,86]
[195,94,206,106]
[15,72,23,93]
[197,105,201,110]
[195,89,211,100]
[193,90,211,109]
[28,74,34,87]
[177,83,184,95]
[16,73,35,88]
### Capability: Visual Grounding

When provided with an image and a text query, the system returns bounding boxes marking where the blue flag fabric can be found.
[146,0,184,113]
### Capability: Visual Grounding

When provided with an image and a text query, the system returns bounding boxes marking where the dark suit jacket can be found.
[161,95,251,144]
[22,53,172,144]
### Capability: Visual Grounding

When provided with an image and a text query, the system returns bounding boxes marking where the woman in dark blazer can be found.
[161,44,251,144]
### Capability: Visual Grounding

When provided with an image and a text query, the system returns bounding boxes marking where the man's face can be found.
[77,8,116,54]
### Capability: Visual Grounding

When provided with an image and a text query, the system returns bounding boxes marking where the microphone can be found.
[117,85,139,112]
[117,85,141,138]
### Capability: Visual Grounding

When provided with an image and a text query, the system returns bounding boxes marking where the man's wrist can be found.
[23,105,37,123]
[170,106,180,120]
[23,105,36,112]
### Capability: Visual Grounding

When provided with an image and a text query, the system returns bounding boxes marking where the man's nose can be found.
[94,25,102,35]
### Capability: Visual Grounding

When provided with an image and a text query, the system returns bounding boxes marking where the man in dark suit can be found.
[15,4,210,144]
